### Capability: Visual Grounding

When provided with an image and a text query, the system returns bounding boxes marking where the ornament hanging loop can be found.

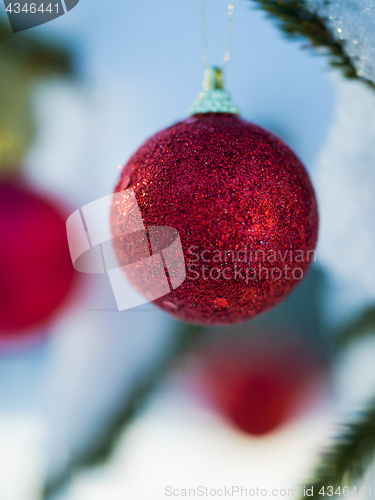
[193,1,239,115]
[223,0,235,68]
[199,0,236,70]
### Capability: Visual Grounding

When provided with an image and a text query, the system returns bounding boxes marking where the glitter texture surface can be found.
[112,114,318,325]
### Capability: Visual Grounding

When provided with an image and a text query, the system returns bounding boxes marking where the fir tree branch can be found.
[250,0,375,90]
[0,20,74,77]
[334,305,375,352]
[43,323,204,500]
[301,396,375,499]
[0,20,74,169]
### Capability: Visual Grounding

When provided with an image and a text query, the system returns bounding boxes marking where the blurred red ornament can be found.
[196,333,328,436]
[0,178,76,336]
[113,113,318,325]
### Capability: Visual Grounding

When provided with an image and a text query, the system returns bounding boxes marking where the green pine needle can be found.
[0,20,74,77]
[335,305,375,352]
[250,0,375,90]
[43,323,204,500]
[302,306,375,497]
[302,396,375,499]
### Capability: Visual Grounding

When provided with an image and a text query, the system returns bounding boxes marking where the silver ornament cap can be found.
[190,66,240,115]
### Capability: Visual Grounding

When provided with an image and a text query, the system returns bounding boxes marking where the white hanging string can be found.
[199,0,236,69]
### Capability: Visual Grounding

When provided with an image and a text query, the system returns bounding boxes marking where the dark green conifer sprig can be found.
[0,20,74,77]
[334,305,375,352]
[250,0,375,90]
[301,303,375,498]
[301,396,375,500]
[43,324,204,500]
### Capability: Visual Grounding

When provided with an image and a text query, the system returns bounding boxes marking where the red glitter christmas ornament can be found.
[0,178,77,336]
[196,331,328,435]
[112,68,318,325]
